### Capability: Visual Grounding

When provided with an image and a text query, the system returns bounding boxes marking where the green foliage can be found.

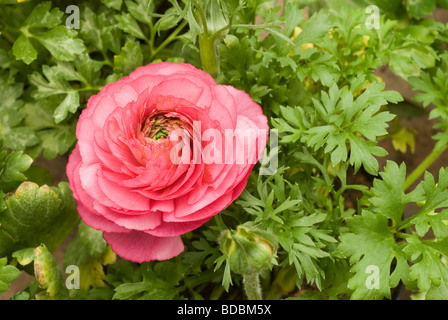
[0,257,20,294]
[0,181,79,258]
[1,0,448,301]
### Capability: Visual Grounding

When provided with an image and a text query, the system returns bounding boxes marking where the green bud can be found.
[203,0,229,37]
[219,225,278,275]
[191,0,232,75]
[33,244,68,299]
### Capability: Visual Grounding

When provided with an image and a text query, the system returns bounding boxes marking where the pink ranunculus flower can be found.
[66,62,269,263]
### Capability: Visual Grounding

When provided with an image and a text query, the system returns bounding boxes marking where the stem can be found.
[199,34,219,76]
[192,0,208,35]
[1,29,16,45]
[74,86,103,92]
[243,273,262,300]
[150,20,188,59]
[404,145,448,190]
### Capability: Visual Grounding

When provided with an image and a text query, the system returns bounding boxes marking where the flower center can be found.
[141,113,182,142]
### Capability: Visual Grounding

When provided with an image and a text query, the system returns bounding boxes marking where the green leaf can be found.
[391,127,417,154]
[405,0,436,19]
[10,2,83,64]
[77,221,108,260]
[80,6,122,55]
[282,2,304,38]
[339,210,409,299]
[113,262,181,300]
[0,257,20,294]
[369,161,423,224]
[101,0,123,10]
[352,0,402,15]
[348,136,387,175]
[113,40,144,75]
[405,169,448,238]
[389,45,438,79]
[23,1,63,29]
[1,126,40,151]
[439,0,448,9]
[0,151,33,193]
[29,65,74,99]
[419,168,448,216]
[0,181,79,257]
[265,27,295,46]
[293,11,334,47]
[0,75,23,109]
[19,99,77,160]
[0,74,40,150]
[125,0,156,25]
[33,26,85,61]
[403,236,447,293]
[114,12,148,40]
[12,247,36,266]
[300,83,400,175]
[29,62,91,124]
[52,91,80,124]
[36,123,76,160]
[12,34,37,65]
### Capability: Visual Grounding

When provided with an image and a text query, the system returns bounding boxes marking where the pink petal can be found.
[225,85,269,131]
[93,203,163,231]
[97,173,151,211]
[103,231,184,262]
[78,204,130,233]
[144,218,210,237]
[149,77,206,106]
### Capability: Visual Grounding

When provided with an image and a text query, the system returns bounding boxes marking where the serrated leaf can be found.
[390,45,438,79]
[77,221,108,260]
[391,127,416,154]
[339,210,409,299]
[0,181,79,257]
[80,6,122,55]
[348,136,387,175]
[419,168,448,216]
[293,11,334,47]
[113,263,180,300]
[403,236,446,292]
[101,0,123,10]
[0,151,33,193]
[115,12,148,40]
[113,40,143,75]
[125,0,156,25]
[405,0,436,19]
[29,64,86,124]
[369,161,423,224]
[1,126,40,150]
[33,26,85,61]
[12,34,37,65]
[36,123,76,160]
[24,1,63,29]
[52,91,80,124]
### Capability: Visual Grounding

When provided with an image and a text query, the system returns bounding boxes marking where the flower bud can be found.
[219,225,277,275]
[191,0,231,75]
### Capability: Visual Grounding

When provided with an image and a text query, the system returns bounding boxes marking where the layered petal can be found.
[103,231,184,263]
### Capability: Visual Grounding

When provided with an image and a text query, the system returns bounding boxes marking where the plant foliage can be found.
[1,0,448,300]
